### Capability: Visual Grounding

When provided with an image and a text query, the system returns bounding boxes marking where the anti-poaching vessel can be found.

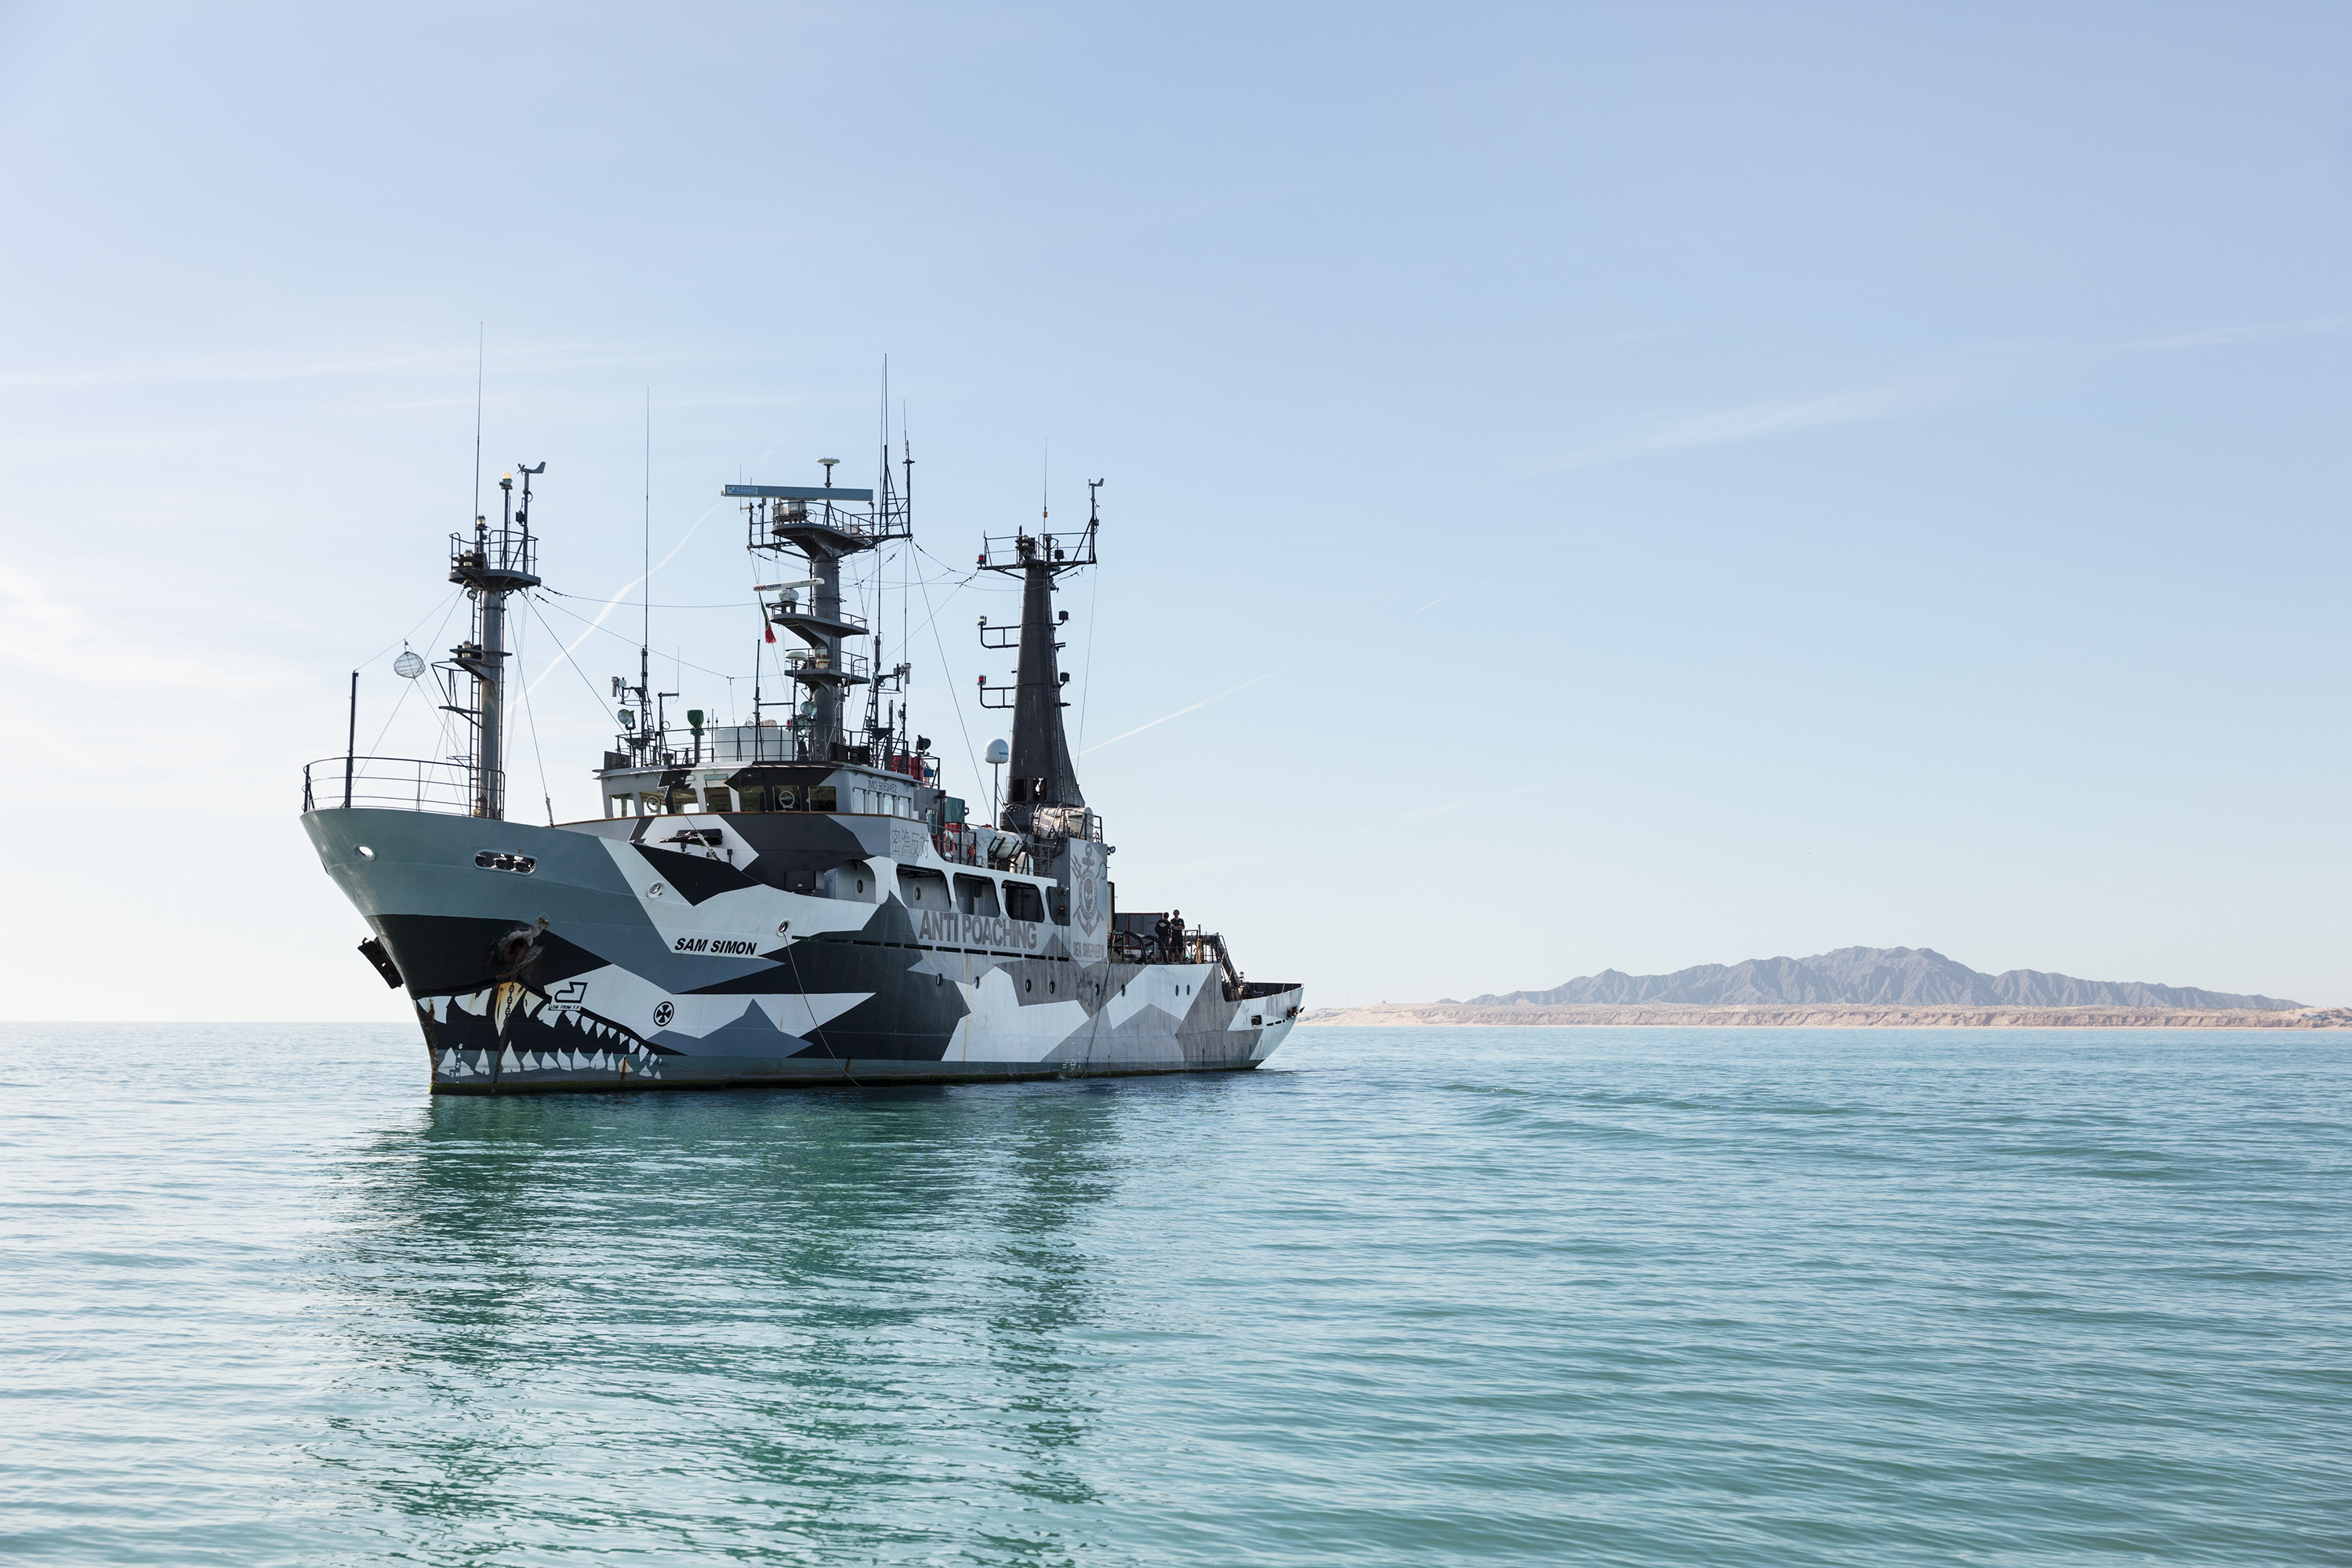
[300,441,1301,1092]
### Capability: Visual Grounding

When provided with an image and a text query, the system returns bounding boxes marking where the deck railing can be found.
[783,648,871,681]
[303,757,489,816]
[934,823,1033,873]
[1017,804,1106,844]
[1109,926,1244,988]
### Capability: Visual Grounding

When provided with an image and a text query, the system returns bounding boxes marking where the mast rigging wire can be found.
[1075,554,1100,753]
[354,587,463,673]
[510,604,555,823]
[530,595,733,683]
[523,597,619,724]
[522,496,726,696]
[913,564,982,790]
[365,593,467,756]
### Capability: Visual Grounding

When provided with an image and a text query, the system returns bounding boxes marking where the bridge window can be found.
[954,874,1000,917]
[1003,881,1045,924]
[704,786,733,813]
[898,867,949,907]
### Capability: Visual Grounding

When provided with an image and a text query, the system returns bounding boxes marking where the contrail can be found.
[1080,653,1315,755]
[528,499,724,696]
[524,429,849,697]
[1073,572,1479,753]
[1411,576,1491,615]
[1155,782,1555,875]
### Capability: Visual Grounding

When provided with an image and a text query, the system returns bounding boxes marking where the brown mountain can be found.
[1468,946,2301,1011]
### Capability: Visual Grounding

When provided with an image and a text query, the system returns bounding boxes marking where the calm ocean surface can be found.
[2,1024,2344,1566]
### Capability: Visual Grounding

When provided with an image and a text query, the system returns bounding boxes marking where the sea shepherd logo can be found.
[1070,842,1104,931]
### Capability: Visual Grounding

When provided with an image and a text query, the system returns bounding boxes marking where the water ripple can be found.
[0,1023,2345,1565]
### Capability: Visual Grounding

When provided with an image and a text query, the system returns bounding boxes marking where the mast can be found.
[978,480,1100,833]
[448,463,543,818]
[726,457,909,763]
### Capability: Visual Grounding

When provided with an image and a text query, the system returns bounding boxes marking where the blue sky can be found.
[3,2,2347,1017]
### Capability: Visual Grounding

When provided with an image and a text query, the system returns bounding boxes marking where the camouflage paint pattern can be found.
[304,805,1301,1094]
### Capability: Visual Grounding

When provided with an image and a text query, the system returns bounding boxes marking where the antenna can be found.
[471,324,484,524]
[641,390,652,746]
[901,398,912,695]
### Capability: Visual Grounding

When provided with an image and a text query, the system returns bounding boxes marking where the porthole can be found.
[356,846,375,859]
[648,882,666,898]
[1049,980,1056,993]
[777,920,790,936]
[1025,979,1033,993]
[857,878,866,893]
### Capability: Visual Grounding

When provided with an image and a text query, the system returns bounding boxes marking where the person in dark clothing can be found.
[1168,909,1185,961]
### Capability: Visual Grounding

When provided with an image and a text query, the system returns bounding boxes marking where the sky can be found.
[2,1,2347,1018]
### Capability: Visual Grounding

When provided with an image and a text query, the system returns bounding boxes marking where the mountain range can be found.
[1462,947,2302,1011]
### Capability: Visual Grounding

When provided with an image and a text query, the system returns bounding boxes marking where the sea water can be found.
[1,1023,2343,1566]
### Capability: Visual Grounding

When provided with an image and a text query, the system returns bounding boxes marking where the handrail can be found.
[1025,804,1105,843]
[765,596,868,634]
[1106,927,1243,986]
[784,648,871,681]
[932,823,1032,874]
[303,756,495,817]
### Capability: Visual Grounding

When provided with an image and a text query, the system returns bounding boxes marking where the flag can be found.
[764,623,775,644]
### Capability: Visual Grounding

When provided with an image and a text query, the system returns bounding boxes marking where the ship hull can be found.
[303,808,1300,1094]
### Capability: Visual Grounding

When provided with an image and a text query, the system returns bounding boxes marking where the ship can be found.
[299,437,1302,1093]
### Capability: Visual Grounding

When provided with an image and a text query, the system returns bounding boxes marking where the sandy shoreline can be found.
[1301,1002,2352,1029]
